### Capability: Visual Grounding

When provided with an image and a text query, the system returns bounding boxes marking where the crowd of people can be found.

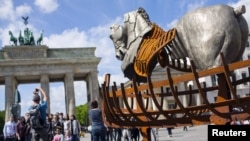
[230,116,250,125]
[3,112,82,141]
[3,87,82,141]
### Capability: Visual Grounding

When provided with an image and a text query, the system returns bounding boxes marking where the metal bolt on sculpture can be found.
[102,4,250,141]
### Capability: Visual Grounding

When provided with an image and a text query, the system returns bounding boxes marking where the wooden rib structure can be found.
[100,55,250,141]
[101,24,250,140]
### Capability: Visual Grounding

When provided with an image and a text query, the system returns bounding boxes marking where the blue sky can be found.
[0,0,249,115]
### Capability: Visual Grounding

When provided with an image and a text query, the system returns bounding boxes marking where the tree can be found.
[75,103,88,126]
[0,110,5,135]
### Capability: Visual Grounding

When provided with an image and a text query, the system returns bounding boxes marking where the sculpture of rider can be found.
[18,30,24,45]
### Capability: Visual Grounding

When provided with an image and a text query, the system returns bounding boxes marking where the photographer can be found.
[28,87,48,141]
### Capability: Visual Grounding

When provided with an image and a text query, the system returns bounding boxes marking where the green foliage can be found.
[0,110,5,135]
[75,103,88,126]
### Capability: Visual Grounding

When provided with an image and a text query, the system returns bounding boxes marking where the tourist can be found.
[28,87,48,141]
[151,128,159,141]
[88,100,106,141]
[64,129,72,141]
[53,127,64,141]
[63,114,71,136]
[52,114,64,137]
[24,113,31,141]
[70,114,81,141]
[46,114,54,141]
[3,115,17,141]
[122,128,131,141]
[58,113,64,135]
[183,126,188,131]
[16,116,26,141]
[166,127,173,137]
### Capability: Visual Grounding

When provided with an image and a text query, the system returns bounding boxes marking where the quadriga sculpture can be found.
[110,4,249,82]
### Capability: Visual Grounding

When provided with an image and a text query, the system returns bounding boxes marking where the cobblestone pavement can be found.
[80,124,207,141]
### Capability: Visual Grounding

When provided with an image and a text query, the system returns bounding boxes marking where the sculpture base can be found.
[2,45,48,59]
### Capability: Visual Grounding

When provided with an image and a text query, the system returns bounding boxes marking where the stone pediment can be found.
[0,46,101,84]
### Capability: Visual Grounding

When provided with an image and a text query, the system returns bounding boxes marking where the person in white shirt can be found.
[70,114,81,141]
[3,116,17,141]
[63,114,71,135]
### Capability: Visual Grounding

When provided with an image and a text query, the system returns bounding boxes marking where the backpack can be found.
[29,104,44,129]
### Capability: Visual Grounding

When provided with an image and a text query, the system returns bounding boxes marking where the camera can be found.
[35,88,39,92]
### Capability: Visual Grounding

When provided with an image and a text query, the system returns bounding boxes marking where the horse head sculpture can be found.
[110,4,249,82]
[110,7,153,82]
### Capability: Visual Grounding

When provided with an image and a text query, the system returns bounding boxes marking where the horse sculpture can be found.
[106,4,249,141]
[37,30,43,45]
[9,31,17,46]
[110,4,249,82]
[18,30,24,45]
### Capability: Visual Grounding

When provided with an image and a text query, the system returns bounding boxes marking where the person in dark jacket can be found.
[88,100,107,141]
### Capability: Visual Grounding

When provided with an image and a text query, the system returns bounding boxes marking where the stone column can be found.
[5,76,18,122]
[85,81,91,104]
[40,74,50,114]
[86,74,93,102]
[87,71,100,103]
[64,73,75,116]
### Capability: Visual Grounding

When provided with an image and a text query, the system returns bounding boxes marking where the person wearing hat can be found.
[28,87,48,141]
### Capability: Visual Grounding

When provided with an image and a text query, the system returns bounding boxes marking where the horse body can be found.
[9,31,17,46]
[37,30,43,45]
[110,5,249,81]
[29,31,35,45]
[171,4,248,70]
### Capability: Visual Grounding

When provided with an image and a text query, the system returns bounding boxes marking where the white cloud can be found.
[34,0,59,13]
[44,28,88,48]
[186,0,206,12]
[165,19,178,30]
[0,0,15,20]
[15,4,32,17]
[49,84,65,113]
[42,19,125,78]
[0,0,32,21]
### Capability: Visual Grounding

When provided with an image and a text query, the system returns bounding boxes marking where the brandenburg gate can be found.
[0,45,101,121]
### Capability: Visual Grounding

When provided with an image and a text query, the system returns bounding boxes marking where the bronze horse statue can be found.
[9,31,17,46]
[36,30,43,45]
[110,5,249,82]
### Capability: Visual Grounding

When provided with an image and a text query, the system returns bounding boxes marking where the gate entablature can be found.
[0,46,100,83]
